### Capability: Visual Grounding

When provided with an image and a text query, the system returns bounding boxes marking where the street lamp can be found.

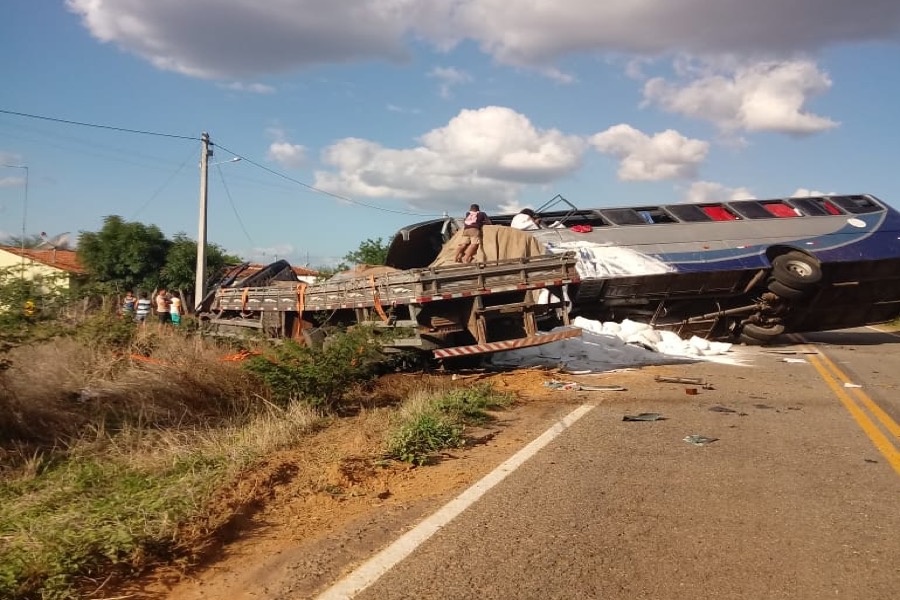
[2,164,28,272]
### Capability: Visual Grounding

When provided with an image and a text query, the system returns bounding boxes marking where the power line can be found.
[1,107,445,218]
[215,163,255,246]
[214,142,442,218]
[131,149,196,220]
[0,108,199,141]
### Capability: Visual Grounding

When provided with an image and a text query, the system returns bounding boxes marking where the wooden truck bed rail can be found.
[211,252,580,313]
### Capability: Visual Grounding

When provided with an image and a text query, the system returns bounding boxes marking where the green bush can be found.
[243,326,387,410]
[386,413,464,466]
[74,312,137,350]
[433,383,513,425]
[386,384,513,466]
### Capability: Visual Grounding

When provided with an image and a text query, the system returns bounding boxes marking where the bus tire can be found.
[771,252,821,290]
[740,322,785,344]
[767,279,807,299]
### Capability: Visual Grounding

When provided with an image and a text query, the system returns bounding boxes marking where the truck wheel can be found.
[771,252,821,290]
[739,322,785,345]
[767,279,807,300]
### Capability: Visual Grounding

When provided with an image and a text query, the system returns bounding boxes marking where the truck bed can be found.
[211,252,580,313]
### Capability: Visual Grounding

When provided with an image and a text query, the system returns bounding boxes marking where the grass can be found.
[0,401,323,600]
[0,311,516,599]
[386,383,514,466]
[0,319,329,599]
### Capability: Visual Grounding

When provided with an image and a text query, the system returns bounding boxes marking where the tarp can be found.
[429,225,546,267]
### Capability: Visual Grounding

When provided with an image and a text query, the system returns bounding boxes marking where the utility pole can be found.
[194,132,211,312]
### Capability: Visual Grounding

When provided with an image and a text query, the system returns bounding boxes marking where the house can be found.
[0,246,88,290]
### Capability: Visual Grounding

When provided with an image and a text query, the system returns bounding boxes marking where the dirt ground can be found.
[123,366,666,600]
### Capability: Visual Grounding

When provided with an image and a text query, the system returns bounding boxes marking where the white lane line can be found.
[315,403,596,600]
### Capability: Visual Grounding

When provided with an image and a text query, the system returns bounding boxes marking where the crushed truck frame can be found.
[201,252,582,359]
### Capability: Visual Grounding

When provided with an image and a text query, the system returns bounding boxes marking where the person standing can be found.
[169,292,183,327]
[455,203,492,263]
[135,292,152,325]
[121,290,137,319]
[155,289,170,325]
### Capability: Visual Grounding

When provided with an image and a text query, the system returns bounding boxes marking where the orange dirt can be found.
[123,366,666,600]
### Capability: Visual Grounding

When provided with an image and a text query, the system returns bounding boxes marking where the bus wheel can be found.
[767,279,807,300]
[739,322,785,345]
[771,252,821,290]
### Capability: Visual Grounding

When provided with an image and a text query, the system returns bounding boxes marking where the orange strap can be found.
[220,349,262,362]
[240,287,249,311]
[369,275,390,323]
[296,282,307,313]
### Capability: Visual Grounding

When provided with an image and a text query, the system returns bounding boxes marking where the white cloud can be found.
[66,0,415,79]
[441,1,900,66]
[590,125,709,181]
[265,127,307,168]
[0,176,26,189]
[314,106,586,211]
[791,188,829,197]
[643,59,839,135]
[682,181,756,203]
[428,66,473,98]
[267,142,307,169]
[220,81,276,94]
[67,1,900,79]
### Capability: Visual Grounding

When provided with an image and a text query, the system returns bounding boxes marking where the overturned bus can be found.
[386,193,900,344]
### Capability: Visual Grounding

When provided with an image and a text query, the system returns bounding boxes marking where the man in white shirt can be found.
[511,208,541,231]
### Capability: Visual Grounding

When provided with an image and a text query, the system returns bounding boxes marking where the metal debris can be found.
[683,435,719,446]
[623,413,664,422]
[544,380,626,392]
[655,376,705,385]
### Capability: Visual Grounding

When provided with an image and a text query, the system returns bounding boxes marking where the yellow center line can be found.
[814,349,900,442]
[799,341,900,477]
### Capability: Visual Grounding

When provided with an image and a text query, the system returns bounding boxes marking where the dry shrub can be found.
[0,328,262,450]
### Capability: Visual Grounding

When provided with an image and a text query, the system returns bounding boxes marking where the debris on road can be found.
[655,375,705,385]
[543,380,626,392]
[709,406,737,413]
[623,413,665,422]
[683,434,719,446]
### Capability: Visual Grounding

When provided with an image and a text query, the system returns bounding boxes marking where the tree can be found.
[1,234,46,249]
[342,237,389,267]
[77,215,170,291]
[161,232,240,298]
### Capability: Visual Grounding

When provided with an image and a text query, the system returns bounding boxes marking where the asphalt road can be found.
[318,328,900,600]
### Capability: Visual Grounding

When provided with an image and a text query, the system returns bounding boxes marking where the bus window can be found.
[762,202,799,217]
[701,205,739,221]
[830,195,883,214]
[731,201,773,219]
[667,204,711,222]
[601,208,650,225]
[790,198,833,216]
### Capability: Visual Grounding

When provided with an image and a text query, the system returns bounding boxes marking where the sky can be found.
[2,1,900,268]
